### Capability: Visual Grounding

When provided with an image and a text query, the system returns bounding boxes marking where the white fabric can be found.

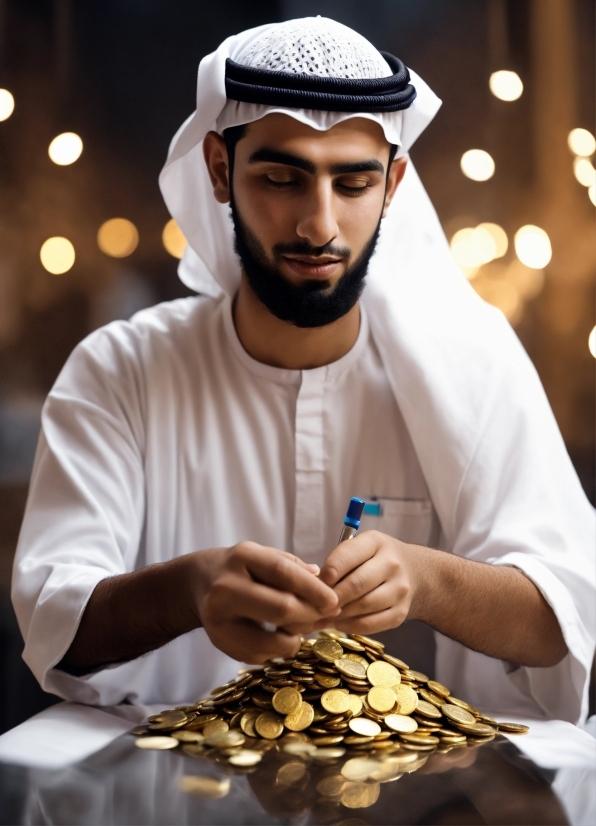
[235,16,392,77]
[13,298,438,705]
[13,17,596,722]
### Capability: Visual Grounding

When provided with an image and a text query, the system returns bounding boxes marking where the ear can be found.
[382,156,408,218]
[203,131,231,204]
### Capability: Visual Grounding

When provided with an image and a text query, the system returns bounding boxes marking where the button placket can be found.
[292,367,327,561]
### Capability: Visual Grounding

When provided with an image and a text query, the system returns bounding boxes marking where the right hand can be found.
[188,542,340,664]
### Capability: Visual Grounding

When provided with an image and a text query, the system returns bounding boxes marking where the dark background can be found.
[0,0,594,733]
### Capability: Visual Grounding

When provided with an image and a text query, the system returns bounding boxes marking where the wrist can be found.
[403,543,441,623]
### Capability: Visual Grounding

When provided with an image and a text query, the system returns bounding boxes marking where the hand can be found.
[190,542,340,664]
[316,531,418,634]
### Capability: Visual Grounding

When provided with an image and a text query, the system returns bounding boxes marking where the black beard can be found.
[230,197,382,328]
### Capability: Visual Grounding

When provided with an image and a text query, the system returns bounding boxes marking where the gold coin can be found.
[179,776,230,799]
[367,660,401,687]
[272,687,302,715]
[315,672,341,688]
[448,696,477,713]
[341,757,380,781]
[352,634,384,650]
[383,653,409,670]
[478,714,498,726]
[317,775,348,796]
[427,680,450,698]
[284,701,315,731]
[348,717,381,737]
[276,761,307,787]
[347,694,363,717]
[458,722,497,737]
[228,749,263,766]
[419,688,444,708]
[393,685,418,715]
[416,699,442,719]
[313,638,344,662]
[255,711,284,739]
[338,637,366,651]
[202,719,229,736]
[384,714,419,733]
[344,734,374,745]
[205,729,245,748]
[181,743,206,758]
[240,710,261,737]
[312,734,345,746]
[399,732,440,745]
[343,653,370,669]
[439,733,467,744]
[497,722,530,734]
[321,689,351,714]
[341,780,380,809]
[149,709,189,730]
[367,686,397,713]
[135,736,178,750]
[403,669,429,682]
[441,704,476,726]
[171,731,205,743]
[334,658,367,679]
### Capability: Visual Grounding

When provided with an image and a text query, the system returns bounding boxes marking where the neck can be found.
[233,273,361,370]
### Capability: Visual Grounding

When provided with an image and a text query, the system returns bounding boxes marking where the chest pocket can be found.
[359,498,439,547]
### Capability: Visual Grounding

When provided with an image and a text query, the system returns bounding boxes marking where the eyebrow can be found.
[247,148,385,175]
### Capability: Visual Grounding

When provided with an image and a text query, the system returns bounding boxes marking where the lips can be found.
[282,256,343,279]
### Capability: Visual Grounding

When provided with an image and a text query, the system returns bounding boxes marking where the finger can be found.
[335,607,401,636]
[244,548,338,614]
[332,556,389,608]
[319,531,379,588]
[229,580,333,627]
[335,582,396,619]
[212,619,301,664]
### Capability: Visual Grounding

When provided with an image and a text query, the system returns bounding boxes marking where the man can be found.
[12,18,594,720]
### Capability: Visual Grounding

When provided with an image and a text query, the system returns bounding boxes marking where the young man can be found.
[12,18,594,720]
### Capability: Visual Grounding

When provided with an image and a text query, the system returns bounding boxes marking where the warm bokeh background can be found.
[0,0,594,732]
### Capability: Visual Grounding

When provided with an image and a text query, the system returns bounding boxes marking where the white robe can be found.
[11,285,595,721]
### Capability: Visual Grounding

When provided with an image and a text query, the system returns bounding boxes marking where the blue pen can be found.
[338,497,366,543]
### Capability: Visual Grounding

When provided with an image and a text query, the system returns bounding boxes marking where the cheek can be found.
[233,182,293,242]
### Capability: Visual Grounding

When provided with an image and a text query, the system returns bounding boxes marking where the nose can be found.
[295,180,339,249]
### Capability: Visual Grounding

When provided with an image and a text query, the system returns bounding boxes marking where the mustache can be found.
[272,240,351,259]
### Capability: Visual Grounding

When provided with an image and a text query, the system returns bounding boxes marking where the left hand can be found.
[313,530,419,635]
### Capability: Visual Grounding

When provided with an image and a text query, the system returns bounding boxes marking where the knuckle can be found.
[275,593,297,624]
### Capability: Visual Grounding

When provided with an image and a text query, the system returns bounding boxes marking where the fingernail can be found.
[308,564,320,575]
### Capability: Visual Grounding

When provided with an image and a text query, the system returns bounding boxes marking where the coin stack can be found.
[135,630,528,767]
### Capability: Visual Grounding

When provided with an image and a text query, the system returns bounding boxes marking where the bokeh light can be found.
[48,132,83,165]
[589,184,596,206]
[589,326,596,359]
[40,237,76,274]
[460,149,495,181]
[568,128,596,157]
[514,225,552,269]
[489,70,523,101]
[162,218,187,259]
[97,218,139,258]
[0,88,15,121]
[477,222,508,258]
[573,157,596,187]
[450,225,498,271]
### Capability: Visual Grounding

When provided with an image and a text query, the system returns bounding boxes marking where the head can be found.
[203,114,407,327]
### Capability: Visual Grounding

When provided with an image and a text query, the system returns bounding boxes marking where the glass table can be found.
[0,703,594,825]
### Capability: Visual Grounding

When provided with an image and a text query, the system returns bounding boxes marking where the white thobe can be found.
[11,293,593,719]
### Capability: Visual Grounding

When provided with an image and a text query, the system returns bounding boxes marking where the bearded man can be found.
[12,18,594,722]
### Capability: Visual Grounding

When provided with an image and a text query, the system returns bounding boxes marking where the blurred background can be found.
[0,0,594,733]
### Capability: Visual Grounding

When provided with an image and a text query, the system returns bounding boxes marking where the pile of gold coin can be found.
[134,630,528,771]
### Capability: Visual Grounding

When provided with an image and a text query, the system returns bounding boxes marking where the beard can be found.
[230,196,382,328]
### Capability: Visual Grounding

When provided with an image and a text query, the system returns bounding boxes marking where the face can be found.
[204,114,406,326]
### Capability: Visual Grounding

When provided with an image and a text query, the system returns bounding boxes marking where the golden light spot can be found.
[460,149,495,182]
[489,71,523,101]
[40,237,75,274]
[97,218,139,258]
[0,89,15,121]
[568,128,596,158]
[48,132,83,165]
[162,218,187,259]
[573,157,596,187]
[514,226,552,269]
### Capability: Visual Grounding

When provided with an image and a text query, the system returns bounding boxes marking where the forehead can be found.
[237,113,390,160]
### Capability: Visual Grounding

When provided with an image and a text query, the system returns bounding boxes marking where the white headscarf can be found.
[159,18,595,723]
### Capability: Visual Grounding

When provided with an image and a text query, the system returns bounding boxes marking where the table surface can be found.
[0,704,594,826]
